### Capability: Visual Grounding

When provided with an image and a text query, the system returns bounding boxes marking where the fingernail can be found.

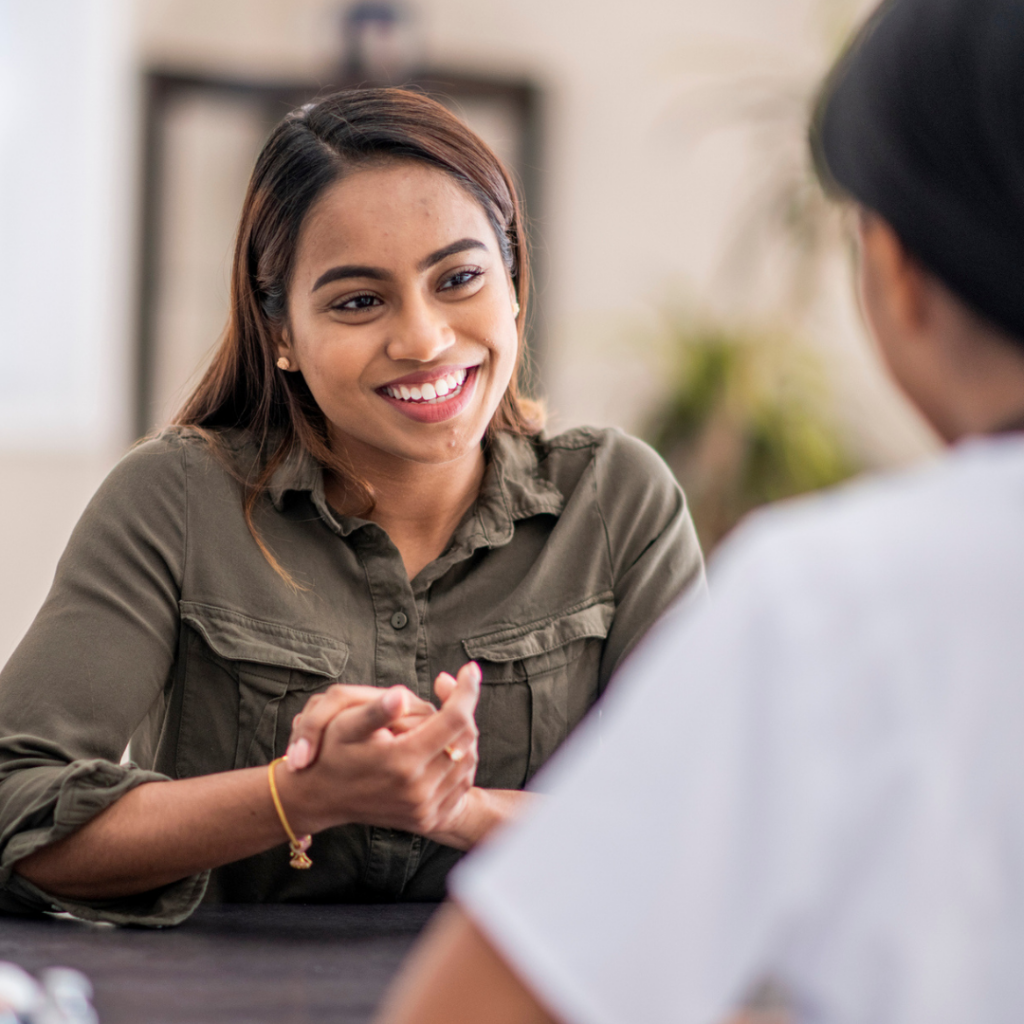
[288,738,311,770]
[469,662,482,686]
[381,688,403,715]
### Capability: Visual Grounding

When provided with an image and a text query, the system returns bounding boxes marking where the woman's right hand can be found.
[276,663,481,839]
[285,684,437,770]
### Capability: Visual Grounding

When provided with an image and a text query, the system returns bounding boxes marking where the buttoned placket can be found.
[275,436,564,896]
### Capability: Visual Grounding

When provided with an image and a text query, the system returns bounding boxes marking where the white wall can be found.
[0,0,135,662]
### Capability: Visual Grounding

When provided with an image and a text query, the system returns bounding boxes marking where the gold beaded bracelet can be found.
[268,756,313,869]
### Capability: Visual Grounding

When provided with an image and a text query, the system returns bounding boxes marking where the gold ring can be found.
[444,745,464,763]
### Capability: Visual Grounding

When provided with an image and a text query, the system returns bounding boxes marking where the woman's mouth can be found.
[376,366,479,424]
[380,367,468,404]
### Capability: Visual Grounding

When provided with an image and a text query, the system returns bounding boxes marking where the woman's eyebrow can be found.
[311,238,488,293]
[312,265,390,292]
[417,238,488,271]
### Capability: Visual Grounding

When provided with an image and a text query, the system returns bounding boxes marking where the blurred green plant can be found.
[648,321,857,551]
[646,1,866,550]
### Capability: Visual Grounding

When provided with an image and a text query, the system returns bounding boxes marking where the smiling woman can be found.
[0,90,705,926]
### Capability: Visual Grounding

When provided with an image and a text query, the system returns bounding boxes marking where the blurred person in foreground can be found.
[376,0,1024,1021]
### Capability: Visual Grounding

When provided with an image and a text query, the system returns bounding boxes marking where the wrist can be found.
[427,787,492,851]
[271,760,339,836]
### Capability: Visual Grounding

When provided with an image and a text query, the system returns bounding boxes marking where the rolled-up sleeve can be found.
[0,434,208,925]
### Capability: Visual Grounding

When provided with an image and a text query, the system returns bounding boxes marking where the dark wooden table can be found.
[0,903,439,1023]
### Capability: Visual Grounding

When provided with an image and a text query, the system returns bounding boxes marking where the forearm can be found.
[14,765,291,901]
[376,902,557,1024]
[428,788,536,851]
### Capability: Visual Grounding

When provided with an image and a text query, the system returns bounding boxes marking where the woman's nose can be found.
[385,295,455,363]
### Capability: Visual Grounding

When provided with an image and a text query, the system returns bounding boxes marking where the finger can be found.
[327,686,408,744]
[387,702,438,736]
[434,664,479,755]
[287,684,420,770]
[443,724,480,774]
[433,671,457,703]
[442,733,479,764]
[287,687,348,770]
[404,663,481,761]
[426,750,478,823]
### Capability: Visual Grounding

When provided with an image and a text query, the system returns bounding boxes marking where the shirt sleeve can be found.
[452,517,852,1024]
[0,433,209,925]
[594,431,707,691]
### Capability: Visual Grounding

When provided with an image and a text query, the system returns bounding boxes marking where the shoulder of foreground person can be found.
[716,435,1024,595]
[445,439,1024,1024]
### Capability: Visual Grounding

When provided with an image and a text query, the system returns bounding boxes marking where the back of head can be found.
[812,0,1024,343]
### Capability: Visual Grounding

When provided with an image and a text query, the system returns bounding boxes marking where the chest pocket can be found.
[462,593,614,785]
[178,601,350,774]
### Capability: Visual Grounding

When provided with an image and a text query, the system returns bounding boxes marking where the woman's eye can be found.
[335,293,382,312]
[439,268,483,292]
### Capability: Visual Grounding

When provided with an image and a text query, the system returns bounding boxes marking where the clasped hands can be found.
[272,664,484,851]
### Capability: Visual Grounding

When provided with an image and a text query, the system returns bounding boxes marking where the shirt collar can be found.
[268,443,324,511]
[267,431,565,544]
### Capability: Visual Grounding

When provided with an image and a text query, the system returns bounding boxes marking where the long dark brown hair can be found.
[175,88,542,577]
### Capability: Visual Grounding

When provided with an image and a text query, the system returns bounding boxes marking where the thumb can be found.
[328,686,406,743]
[433,671,457,703]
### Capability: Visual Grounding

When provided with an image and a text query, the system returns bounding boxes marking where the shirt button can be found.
[390,611,408,630]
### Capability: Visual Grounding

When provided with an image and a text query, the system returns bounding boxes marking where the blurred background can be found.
[0,0,939,664]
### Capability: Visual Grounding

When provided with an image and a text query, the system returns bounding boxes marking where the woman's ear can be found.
[508,284,520,320]
[276,328,296,372]
[859,212,930,339]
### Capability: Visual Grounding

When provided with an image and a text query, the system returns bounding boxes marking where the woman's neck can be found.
[324,439,487,581]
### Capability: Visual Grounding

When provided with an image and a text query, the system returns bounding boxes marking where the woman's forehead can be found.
[294,161,495,274]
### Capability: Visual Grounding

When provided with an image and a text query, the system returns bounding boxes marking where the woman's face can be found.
[279,160,519,470]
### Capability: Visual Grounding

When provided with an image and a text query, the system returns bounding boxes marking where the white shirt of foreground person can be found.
[454,434,1024,1024]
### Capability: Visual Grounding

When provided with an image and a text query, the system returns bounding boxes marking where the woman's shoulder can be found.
[94,427,260,519]
[119,426,255,476]
[536,426,679,497]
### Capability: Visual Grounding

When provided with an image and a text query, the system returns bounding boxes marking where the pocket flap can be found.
[463,593,614,664]
[179,601,349,679]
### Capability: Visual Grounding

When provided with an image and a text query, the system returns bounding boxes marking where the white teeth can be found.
[384,368,471,403]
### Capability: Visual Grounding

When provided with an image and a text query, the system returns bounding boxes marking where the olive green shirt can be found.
[0,426,704,926]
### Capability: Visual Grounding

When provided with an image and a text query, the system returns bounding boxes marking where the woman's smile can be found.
[378,365,479,423]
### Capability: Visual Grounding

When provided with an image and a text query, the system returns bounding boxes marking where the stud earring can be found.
[513,300,521,318]
[276,357,291,371]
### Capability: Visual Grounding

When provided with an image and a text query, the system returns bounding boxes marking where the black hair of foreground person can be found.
[374,0,1024,1022]
[812,0,1024,347]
